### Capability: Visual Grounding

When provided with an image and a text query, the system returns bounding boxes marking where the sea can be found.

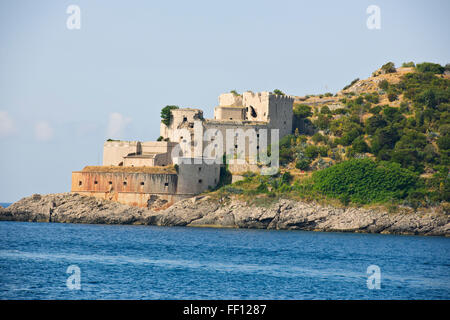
[0,220,449,300]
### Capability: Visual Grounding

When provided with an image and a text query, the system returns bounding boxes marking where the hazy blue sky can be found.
[0,0,449,202]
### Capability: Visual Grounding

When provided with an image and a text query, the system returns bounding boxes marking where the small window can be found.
[123,181,127,186]
[189,123,194,128]
[78,181,82,186]
[198,179,202,183]
[164,182,169,187]
[198,167,201,172]
[94,181,98,185]
[140,182,144,186]
[183,116,187,121]
[235,144,238,149]
[257,146,260,149]
[257,133,259,138]
[229,118,233,120]
[109,181,112,185]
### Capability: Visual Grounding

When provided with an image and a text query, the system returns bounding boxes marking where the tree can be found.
[416,62,444,74]
[401,61,415,68]
[273,89,285,95]
[351,137,370,153]
[387,91,398,102]
[160,105,179,126]
[378,79,389,91]
[381,62,396,73]
[293,104,313,119]
[295,159,311,170]
[312,159,418,204]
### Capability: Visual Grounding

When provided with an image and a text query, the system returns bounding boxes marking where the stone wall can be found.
[103,141,140,166]
[173,157,221,195]
[214,106,246,121]
[218,93,243,106]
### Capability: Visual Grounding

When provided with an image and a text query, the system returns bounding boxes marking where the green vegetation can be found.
[273,89,286,96]
[343,78,359,90]
[402,61,415,68]
[293,104,313,119]
[416,62,445,74]
[312,159,418,204]
[160,105,179,126]
[213,61,449,209]
[381,62,396,73]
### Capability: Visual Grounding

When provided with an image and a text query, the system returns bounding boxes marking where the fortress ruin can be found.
[71,91,294,208]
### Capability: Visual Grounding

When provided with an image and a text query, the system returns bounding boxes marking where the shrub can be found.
[351,137,370,153]
[273,89,286,95]
[312,159,418,204]
[160,105,179,126]
[295,159,311,170]
[321,106,331,114]
[381,62,396,73]
[157,136,163,141]
[369,105,382,114]
[293,104,313,119]
[416,62,445,74]
[437,135,450,151]
[304,145,319,159]
[401,61,415,68]
[312,132,325,144]
[365,92,380,104]
[387,91,398,102]
[378,79,389,91]
[343,78,359,91]
[314,114,331,130]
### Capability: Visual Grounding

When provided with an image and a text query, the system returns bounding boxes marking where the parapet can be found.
[219,93,243,107]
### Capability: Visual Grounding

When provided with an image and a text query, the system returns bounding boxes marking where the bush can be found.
[387,91,398,102]
[364,92,380,104]
[293,104,313,119]
[273,89,286,95]
[381,62,396,73]
[312,132,325,144]
[321,106,331,114]
[378,79,389,91]
[295,159,311,170]
[437,135,450,151]
[312,159,418,204]
[313,114,331,130]
[343,78,359,91]
[416,62,444,74]
[401,61,415,68]
[304,145,319,159]
[160,105,179,126]
[157,136,163,141]
[351,137,370,153]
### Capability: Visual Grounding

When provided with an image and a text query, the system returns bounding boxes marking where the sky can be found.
[0,0,449,202]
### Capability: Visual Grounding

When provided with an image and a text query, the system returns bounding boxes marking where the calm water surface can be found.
[0,221,449,299]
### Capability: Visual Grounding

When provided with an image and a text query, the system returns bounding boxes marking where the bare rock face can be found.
[0,193,448,236]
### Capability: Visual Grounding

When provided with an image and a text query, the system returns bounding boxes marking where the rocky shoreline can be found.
[0,193,449,236]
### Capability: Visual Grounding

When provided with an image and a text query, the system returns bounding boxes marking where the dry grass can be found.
[81,165,177,174]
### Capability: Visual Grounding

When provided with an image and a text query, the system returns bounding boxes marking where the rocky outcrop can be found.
[1,193,449,236]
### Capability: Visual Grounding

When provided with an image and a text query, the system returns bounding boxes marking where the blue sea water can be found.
[0,203,11,208]
[0,221,449,300]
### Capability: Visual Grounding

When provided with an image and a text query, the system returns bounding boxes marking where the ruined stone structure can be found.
[71,91,294,208]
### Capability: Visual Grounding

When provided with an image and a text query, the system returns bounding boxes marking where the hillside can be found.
[213,62,450,212]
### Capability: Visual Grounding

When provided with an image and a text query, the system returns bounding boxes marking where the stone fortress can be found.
[71,91,294,208]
